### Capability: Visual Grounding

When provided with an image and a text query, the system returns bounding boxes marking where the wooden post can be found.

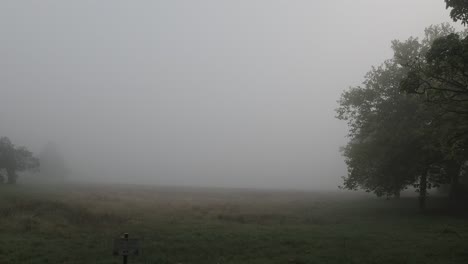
[123,233,129,264]
[113,232,140,263]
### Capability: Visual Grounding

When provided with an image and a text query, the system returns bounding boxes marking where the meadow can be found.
[0,184,467,264]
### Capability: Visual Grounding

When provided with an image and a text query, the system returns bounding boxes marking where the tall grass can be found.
[0,184,467,264]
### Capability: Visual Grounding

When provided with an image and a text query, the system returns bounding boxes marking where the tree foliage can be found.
[400,33,468,115]
[0,137,39,184]
[445,0,468,25]
[337,59,444,199]
[399,26,468,162]
[337,24,463,207]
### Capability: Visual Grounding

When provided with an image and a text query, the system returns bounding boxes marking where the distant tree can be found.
[0,137,40,184]
[0,169,5,183]
[38,142,69,181]
[445,0,468,25]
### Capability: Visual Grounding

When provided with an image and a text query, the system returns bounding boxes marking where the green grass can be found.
[0,184,467,264]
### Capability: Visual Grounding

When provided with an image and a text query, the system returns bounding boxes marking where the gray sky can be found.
[0,0,457,189]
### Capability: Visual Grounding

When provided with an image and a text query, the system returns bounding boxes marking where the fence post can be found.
[123,233,129,264]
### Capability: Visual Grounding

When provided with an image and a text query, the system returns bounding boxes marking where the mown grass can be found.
[0,184,467,264]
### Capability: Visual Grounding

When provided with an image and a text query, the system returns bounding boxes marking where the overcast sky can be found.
[0,0,459,189]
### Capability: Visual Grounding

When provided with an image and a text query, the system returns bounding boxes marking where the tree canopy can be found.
[337,23,467,209]
[445,0,468,25]
[0,137,39,184]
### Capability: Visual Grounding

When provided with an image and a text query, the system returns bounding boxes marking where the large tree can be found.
[398,25,468,200]
[337,25,458,209]
[0,137,39,184]
[337,60,444,205]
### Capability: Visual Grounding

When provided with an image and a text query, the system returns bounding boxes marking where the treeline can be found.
[337,1,468,210]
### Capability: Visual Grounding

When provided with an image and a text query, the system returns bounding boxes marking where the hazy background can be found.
[0,0,458,189]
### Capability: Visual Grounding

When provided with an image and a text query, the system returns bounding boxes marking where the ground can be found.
[0,184,467,264]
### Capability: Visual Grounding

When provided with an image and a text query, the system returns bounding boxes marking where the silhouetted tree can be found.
[398,25,468,200]
[337,25,459,209]
[337,59,444,205]
[0,137,39,184]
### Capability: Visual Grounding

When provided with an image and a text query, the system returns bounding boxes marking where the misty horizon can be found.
[0,0,460,189]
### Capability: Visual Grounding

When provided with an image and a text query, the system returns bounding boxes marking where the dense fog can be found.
[0,0,456,189]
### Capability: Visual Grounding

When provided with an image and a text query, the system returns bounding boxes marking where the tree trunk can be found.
[419,169,428,211]
[6,169,17,184]
[447,161,461,201]
[393,176,401,199]
[450,173,460,201]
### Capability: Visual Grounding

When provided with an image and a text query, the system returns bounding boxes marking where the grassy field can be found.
[0,184,467,264]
